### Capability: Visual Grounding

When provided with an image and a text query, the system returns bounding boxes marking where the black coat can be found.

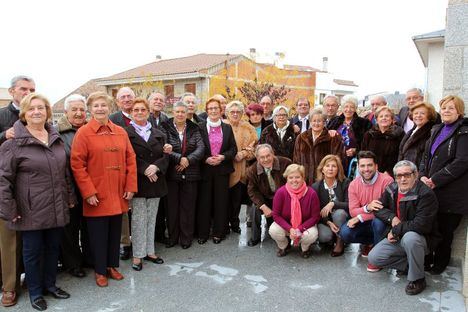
[0,102,19,145]
[361,125,405,176]
[160,119,205,181]
[419,118,468,215]
[109,111,130,128]
[327,113,372,150]
[198,121,237,178]
[259,123,296,160]
[148,112,169,129]
[312,179,350,223]
[375,181,440,250]
[125,125,169,198]
[398,121,435,167]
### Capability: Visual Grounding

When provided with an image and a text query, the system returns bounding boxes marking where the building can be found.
[0,88,12,108]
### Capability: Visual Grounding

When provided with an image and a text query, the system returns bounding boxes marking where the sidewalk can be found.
[8,218,466,312]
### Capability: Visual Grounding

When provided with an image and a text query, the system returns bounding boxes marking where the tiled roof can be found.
[53,79,106,112]
[101,53,243,80]
[333,79,358,87]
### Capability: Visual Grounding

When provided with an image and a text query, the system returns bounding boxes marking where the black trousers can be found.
[167,180,198,246]
[197,174,229,239]
[60,200,90,269]
[155,196,168,240]
[433,212,463,270]
[227,182,245,229]
[250,199,274,242]
[86,214,122,275]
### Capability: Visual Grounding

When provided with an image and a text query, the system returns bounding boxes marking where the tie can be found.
[264,168,276,192]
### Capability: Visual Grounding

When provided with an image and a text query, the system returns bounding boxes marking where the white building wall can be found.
[427,42,445,108]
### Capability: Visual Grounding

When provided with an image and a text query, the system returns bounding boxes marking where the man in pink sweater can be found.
[340,151,393,272]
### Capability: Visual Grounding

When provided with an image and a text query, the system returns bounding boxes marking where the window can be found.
[184,83,196,95]
[319,93,326,104]
[164,85,174,98]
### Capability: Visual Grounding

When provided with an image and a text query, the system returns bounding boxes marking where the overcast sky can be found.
[0,0,448,103]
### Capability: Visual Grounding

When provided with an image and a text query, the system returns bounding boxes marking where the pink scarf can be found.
[285,182,308,245]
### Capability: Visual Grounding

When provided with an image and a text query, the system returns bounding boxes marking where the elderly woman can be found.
[312,155,350,257]
[224,101,257,234]
[0,93,72,310]
[328,95,372,174]
[269,164,320,258]
[246,103,272,140]
[160,101,204,249]
[181,92,203,124]
[293,108,344,185]
[197,96,237,244]
[362,106,405,176]
[71,91,137,287]
[259,105,296,160]
[125,98,168,271]
[398,102,437,166]
[420,95,468,275]
[56,94,89,278]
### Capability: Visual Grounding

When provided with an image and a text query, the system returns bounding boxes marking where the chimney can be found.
[155,55,162,61]
[322,56,328,72]
[274,52,285,69]
[249,48,256,62]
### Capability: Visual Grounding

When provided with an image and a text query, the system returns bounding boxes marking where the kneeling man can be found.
[369,160,439,295]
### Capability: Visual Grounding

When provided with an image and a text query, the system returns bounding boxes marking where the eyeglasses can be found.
[395,172,414,180]
[207,107,220,111]
[275,114,288,118]
[229,111,241,115]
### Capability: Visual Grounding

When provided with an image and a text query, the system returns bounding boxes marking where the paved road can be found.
[8,214,466,312]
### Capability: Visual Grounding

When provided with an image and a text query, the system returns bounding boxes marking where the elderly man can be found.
[109,87,135,260]
[260,95,274,121]
[0,75,35,307]
[398,88,424,133]
[340,151,393,271]
[291,97,310,134]
[56,94,89,278]
[148,91,168,128]
[367,95,387,125]
[369,160,439,295]
[181,92,202,124]
[323,95,339,128]
[246,144,291,246]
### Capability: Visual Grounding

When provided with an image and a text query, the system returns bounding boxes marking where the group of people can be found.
[0,75,467,310]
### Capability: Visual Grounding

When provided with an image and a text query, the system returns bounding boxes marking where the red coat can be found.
[71,118,137,217]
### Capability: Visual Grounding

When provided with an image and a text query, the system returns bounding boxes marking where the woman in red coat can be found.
[71,91,137,287]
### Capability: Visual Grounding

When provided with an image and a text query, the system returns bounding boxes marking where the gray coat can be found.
[0,120,70,231]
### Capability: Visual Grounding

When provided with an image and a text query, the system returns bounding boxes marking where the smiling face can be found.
[324,97,339,118]
[206,100,221,121]
[183,95,196,114]
[358,157,378,182]
[296,99,310,117]
[173,105,187,124]
[411,106,429,128]
[286,170,305,189]
[25,98,47,126]
[342,102,356,119]
[376,109,393,129]
[310,113,325,133]
[322,160,338,180]
[90,98,110,123]
[257,146,274,169]
[117,90,135,113]
[66,101,86,128]
[274,108,288,128]
[440,100,459,124]
[131,102,149,125]
[150,93,165,113]
[9,79,36,106]
[228,106,242,123]
[405,90,424,109]
[260,96,273,116]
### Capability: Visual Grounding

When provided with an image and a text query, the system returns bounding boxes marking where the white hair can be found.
[116,87,135,100]
[225,100,245,115]
[341,95,358,109]
[272,105,289,117]
[64,94,87,111]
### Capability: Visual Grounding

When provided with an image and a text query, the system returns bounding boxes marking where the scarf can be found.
[285,181,308,245]
[207,118,222,128]
[273,120,290,140]
[130,120,152,142]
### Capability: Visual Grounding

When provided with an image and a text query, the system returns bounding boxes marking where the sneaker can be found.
[361,244,373,257]
[367,263,382,272]
[405,278,426,295]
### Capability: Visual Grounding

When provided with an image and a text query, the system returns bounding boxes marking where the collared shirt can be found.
[11,102,20,111]
[361,171,379,186]
[403,118,414,133]
[299,115,309,133]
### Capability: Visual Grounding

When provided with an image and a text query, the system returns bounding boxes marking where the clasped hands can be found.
[206,154,224,166]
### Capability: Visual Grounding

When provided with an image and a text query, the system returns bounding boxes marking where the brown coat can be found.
[259,123,296,160]
[246,156,292,208]
[0,120,70,231]
[71,118,137,217]
[293,129,344,185]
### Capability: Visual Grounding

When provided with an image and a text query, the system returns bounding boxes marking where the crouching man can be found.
[368,160,439,295]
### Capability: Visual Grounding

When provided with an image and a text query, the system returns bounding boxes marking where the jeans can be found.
[340,218,386,246]
[22,228,62,300]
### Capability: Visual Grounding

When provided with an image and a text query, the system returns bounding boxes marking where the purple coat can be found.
[272,185,320,232]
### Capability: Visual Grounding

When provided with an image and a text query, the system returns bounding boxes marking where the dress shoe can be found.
[132,261,143,271]
[155,235,169,244]
[44,287,70,299]
[165,242,176,248]
[247,239,260,247]
[276,248,287,257]
[181,244,191,249]
[212,237,222,244]
[119,246,131,260]
[330,237,344,257]
[144,256,164,264]
[300,248,311,259]
[405,278,426,295]
[1,290,17,307]
[69,267,86,278]
[31,296,47,311]
[231,227,241,234]
[107,267,124,280]
[198,238,207,245]
[246,221,252,228]
[95,273,108,287]
[430,266,445,275]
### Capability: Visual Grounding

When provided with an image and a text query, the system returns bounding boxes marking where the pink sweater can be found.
[348,172,393,222]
